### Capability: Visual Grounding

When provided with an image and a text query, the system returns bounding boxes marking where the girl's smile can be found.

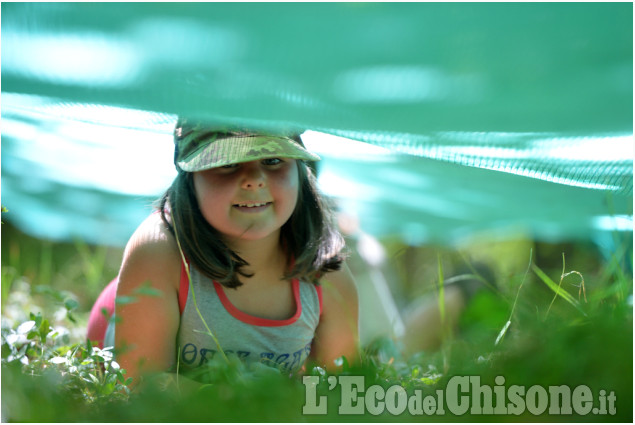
[232,201,273,213]
[193,158,299,241]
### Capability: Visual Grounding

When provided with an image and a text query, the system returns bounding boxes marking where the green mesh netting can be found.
[1,3,632,246]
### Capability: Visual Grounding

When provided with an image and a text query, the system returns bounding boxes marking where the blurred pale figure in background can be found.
[338,210,491,358]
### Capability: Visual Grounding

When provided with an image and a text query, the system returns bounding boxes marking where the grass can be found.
[1,219,632,422]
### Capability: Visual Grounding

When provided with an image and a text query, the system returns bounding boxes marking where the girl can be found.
[86,118,359,382]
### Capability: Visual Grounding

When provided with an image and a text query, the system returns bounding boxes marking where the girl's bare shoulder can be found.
[128,212,178,248]
[119,212,182,290]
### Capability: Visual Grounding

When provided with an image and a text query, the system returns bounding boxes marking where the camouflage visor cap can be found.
[175,125,320,172]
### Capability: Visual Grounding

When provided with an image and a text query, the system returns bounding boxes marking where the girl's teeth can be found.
[238,203,267,207]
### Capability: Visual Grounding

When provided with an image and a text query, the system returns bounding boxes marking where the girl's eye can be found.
[262,158,283,166]
[220,163,239,169]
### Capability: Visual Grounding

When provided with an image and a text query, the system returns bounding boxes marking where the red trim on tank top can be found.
[177,258,321,321]
[316,284,323,316]
[178,259,189,315]
[213,279,302,327]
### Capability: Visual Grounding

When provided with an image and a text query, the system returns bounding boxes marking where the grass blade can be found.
[532,264,587,317]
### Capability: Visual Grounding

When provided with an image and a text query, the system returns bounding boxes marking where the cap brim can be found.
[177,135,320,172]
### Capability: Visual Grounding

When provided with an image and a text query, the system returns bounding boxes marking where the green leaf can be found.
[34,285,66,302]
[64,298,80,311]
[29,312,43,328]
[133,281,163,297]
[115,295,137,305]
[39,319,51,343]
[411,366,420,378]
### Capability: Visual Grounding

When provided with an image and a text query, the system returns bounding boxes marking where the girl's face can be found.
[193,158,300,242]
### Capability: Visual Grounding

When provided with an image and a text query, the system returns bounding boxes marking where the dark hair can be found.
[158,134,345,288]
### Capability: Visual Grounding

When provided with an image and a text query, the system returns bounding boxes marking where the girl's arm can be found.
[312,263,360,370]
[114,214,182,386]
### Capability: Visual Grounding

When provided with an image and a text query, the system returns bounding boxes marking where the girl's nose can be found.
[241,164,266,190]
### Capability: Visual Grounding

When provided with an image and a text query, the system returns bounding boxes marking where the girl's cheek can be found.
[193,174,224,218]
[192,174,205,205]
[194,172,230,198]
[286,175,301,215]
[281,163,300,187]
[275,166,300,199]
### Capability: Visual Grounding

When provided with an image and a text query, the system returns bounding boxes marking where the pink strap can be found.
[86,277,118,348]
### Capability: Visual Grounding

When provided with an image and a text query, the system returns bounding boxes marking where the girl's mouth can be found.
[232,202,272,213]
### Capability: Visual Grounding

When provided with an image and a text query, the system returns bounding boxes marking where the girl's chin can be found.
[221,226,282,243]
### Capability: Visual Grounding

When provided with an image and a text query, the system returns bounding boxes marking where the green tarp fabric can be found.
[1,3,632,246]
